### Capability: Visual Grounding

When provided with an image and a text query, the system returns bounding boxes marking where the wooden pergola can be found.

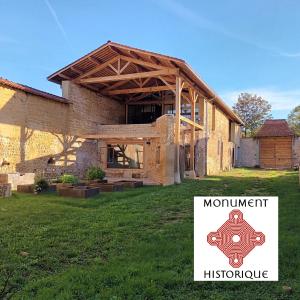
[48,41,242,182]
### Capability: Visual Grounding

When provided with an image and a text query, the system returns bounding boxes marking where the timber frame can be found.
[48,41,243,183]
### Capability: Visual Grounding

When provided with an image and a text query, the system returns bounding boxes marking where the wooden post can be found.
[174,76,182,184]
[190,91,195,175]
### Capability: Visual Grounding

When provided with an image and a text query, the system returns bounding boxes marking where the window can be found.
[107,144,143,169]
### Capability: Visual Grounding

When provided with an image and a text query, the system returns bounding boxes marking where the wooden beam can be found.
[158,76,176,94]
[79,69,179,84]
[107,85,176,95]
[127,92,151,102]
[102,80,130,92]
[108,62,118,74]
[119,55,169,70]
[180,116,203,130]
[71,66,84,75]
[88,56,102,65]
[76,56,120,80]
[175,76,182,184]
[182,92,192,103]
[59,73,71,80]
[190,98,196,172]
[120,61,130,74]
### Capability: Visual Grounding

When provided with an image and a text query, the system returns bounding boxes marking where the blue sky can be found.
[1,0,300,118]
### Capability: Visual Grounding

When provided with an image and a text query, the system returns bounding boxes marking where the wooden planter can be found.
[56,182,85,191]
[88,179,108,184]
[17,184,34,193]
[89,182,124,192]
[115,180,143,188]
[58,186,100,198]
[48,184,57,192]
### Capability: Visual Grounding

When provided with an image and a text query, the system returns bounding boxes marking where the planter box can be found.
[56,182,85,191]
[115,180,143,188]
[89,179,108,184]
[48,184,57,192]
[17,184,34,193]
[0,184,12,197]
[58,186,100,198]
[89,182,124,192]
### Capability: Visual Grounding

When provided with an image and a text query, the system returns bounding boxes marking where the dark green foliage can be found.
[86,166,106,181]
[0,169,299,299]
[34,178,49,194]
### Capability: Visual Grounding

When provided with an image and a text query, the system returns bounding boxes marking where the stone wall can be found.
[205,102,240,175]
[0,82,125,178]
[238,137,300,168]
[293,137,300,166]
[0,84,69,176]
[98,115,175,185]
[62,81,125,135]
[237,138,259,167]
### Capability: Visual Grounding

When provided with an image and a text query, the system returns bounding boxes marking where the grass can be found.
[0,168,299,299]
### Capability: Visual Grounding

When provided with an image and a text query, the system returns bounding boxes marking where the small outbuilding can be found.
[256,119,294,169]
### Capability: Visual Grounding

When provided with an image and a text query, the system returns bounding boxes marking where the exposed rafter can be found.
[76,56,120,80]
[79,69,179,84]
[106,85,176,95]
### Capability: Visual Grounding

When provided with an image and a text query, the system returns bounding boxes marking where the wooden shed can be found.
[256,119,294,169]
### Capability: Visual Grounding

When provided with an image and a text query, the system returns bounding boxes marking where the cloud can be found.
[221,88,300,111]
[153,0,299,58]
[44,0,73,50]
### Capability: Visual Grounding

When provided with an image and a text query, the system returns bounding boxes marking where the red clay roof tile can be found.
[256,119,294,137]
[0,77,69,104]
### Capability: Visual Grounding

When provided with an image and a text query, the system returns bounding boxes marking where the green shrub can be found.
[86,166,106,181]
[34,177,49,193]
[60,174,78,184]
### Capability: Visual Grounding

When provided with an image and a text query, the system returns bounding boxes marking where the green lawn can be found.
[0,168,299,299]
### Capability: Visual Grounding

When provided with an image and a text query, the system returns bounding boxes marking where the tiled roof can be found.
[0,77,69,104]
[47,40,243,124]
[256,119,294,137]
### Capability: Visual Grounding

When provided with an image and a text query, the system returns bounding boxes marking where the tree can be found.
[287,105,300,136]
[232,93,272,137]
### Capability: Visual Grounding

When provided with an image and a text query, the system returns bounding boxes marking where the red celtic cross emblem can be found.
[207,209,265,268]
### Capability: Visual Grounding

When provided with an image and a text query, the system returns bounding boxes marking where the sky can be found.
[1,0,300,119]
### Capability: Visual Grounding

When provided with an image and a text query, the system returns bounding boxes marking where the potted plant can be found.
[56,174,79,191]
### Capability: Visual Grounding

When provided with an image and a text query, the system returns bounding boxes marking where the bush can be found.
[60,174,78,184]
[34,178,49,194]
[86,166,105,181]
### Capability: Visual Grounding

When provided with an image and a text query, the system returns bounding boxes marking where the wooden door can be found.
[260,137,292,169]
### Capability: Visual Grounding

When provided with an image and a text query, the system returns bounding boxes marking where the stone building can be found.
[0,41,242,185]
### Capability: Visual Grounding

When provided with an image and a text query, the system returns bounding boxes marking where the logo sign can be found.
[194,197,278,281]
